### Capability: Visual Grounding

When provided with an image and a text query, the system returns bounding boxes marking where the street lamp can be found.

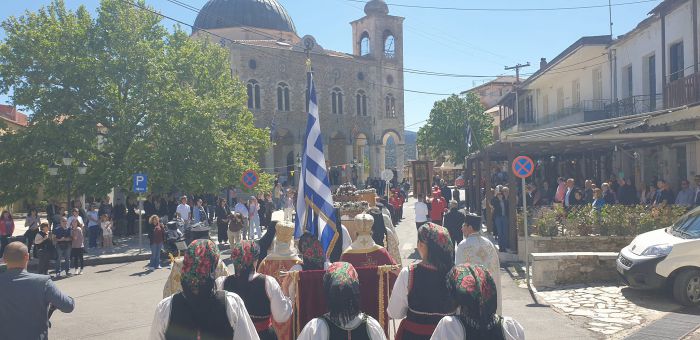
[49,155,88,211]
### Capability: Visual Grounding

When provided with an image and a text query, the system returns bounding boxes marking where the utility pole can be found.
[504,62,531,127]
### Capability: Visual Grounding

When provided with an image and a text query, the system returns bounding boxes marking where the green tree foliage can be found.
[0,0,271,204]
[417,92,493,165]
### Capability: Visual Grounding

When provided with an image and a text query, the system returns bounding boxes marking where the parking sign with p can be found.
[133,173,148,193]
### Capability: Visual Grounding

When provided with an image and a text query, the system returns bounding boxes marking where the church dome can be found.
[194,0,297,34]
[364,0,389,15]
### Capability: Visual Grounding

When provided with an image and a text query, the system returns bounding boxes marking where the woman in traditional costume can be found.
[149,239,259,340]
[297,262,387,340]
[387,223,455,340]
[430,264,524,340]
[219,241,292,340]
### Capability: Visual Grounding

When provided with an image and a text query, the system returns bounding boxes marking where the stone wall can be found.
[530,252,620,288]
[518,235,634,262]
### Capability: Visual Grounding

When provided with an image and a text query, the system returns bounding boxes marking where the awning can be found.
[470,130,700,160]
[647,105,700,127]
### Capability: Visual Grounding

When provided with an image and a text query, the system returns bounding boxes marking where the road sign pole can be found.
[138,198,143,252]
[522,176,531,290]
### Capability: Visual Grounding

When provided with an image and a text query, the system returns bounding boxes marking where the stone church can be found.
[192,0,405,186]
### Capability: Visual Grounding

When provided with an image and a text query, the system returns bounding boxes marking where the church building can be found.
[192,0,405,186]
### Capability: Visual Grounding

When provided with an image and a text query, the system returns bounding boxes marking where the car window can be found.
[671,214,700,239]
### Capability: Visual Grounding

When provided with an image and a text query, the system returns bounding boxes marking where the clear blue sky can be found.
[1,0,661,130]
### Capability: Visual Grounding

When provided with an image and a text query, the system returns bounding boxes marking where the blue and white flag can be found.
[295,72,338,256]
[465,121,473,150]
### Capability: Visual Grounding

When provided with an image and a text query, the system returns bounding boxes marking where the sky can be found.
[0,0,662,131]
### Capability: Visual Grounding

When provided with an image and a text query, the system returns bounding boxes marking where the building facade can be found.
[192,0,405,186]
[493,0,700,190]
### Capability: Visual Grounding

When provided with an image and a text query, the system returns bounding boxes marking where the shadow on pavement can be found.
[621,286,685,313]
[129,269,155,277]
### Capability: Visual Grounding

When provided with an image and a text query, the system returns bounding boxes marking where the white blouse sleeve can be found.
[366,316,389,340]
[387,266,410,319]
[430,316,463,340]
[147,293,261,340]
[264,275,293,323]
[454,241,466,265]
[149,296,173,340]
[502,316,525,340]
[297,318,328,340]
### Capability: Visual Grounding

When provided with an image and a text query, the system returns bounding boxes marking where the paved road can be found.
[46,198,595,339]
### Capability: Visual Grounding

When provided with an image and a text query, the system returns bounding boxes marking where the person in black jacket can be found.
[443,200,466,245]
[617,178,639,205]
[214,198,230,245]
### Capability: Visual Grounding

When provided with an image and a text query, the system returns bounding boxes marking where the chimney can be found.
[540,58,547,70]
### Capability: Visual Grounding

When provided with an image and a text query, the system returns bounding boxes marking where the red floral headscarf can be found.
[418,222,454,255]
[324,262,361,324]
[181,240,220,291]
[298,233,325,269]
[230,240,260,276]
[446,264,498,329]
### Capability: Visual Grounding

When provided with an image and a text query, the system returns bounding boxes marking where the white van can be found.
[617,207,700,306]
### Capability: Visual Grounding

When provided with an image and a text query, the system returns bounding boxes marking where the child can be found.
[71,219,85,275]
[101,214,113,252]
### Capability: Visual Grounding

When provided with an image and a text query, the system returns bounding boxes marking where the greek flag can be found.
[465,121,473,150]
[295,72,338,256]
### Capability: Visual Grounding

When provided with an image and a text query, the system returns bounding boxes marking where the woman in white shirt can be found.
[297,262,386,340]
[149,240,259,340]
[430,264,524,340]
[217,240,292,340]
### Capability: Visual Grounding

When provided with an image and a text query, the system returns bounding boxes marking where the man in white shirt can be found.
[455,213,501,314]
[234,201,249,240]
[175,196,191,222]
[414,195,429,230]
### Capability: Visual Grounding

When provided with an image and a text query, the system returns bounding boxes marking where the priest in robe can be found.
[257,221,302,340]
[454,213,502,315]
[340,213,396,268]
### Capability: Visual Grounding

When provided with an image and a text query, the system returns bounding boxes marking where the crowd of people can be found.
[0,175,531,340]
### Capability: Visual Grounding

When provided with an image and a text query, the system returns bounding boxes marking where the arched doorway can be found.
[329,131,347,186]
[273,129,294,186]
[353,133,369,186]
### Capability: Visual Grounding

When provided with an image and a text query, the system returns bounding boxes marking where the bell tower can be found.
[351,0,404,63]
[350,0,405,178]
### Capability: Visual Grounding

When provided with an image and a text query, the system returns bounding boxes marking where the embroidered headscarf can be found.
[180,240,220,295]
[298,233,325,270]
[323,262,361,325]
[230,240,260,277]
[417,223,454,276]
[446,264,501,336]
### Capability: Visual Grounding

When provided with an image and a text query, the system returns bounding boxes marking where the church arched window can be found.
[385,93,396,118]
[356,90,368,116]
[277,82,290,112]
[247,80,261,110]
[332,88,344,115]
[360,32,371,56]
[384,33,395,59]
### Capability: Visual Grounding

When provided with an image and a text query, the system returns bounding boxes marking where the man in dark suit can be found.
[0,242,74,339]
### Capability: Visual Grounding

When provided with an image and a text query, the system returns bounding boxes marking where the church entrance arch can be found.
[353,133,369,186]
[381,130,402,183]
[329,131,347,186]
[273,128,294,185]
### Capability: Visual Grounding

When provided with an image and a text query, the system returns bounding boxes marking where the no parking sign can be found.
[241,169,259,189]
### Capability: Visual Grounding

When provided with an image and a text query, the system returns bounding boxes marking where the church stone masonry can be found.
[192,0,405,185]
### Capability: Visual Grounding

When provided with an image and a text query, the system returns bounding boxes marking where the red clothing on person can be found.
[0,217,14,236]
[390,196,403,211]
[429,197,447,222]
[151,224,165,244]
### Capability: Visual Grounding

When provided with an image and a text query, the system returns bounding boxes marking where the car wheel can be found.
[672,269,700,306]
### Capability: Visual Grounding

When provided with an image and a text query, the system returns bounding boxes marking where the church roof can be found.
[194,0,297,34]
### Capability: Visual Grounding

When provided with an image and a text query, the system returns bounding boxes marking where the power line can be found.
[344,0,660,12]
[157,0,517,79]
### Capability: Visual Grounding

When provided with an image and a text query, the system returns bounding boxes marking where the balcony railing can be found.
[664,72,700,108]
[605,94,663,118]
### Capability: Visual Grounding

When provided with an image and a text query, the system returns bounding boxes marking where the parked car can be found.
[617,207,700,306]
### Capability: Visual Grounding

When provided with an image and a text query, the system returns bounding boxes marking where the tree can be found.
[417,92,493,166]
[0,0,271,205]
